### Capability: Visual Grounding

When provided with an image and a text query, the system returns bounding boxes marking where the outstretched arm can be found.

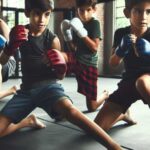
[0,19,10,65]
[0,19,10,41]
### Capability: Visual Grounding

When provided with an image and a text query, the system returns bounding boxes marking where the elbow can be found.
[0,51,10,65]
[91,48,98,53]
[90,45,98,53]
[109,59,118,67]
[109,55,121,67]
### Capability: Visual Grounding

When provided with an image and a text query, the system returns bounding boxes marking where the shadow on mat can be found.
[107,123,135,135]
[82,109,100,114]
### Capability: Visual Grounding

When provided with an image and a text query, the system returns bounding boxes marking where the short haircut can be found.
[76,0,97,8]
[125,0,150,10]
[25,0,54,12]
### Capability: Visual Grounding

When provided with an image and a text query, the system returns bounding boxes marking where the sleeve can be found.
[46,29,57,49]
[112,28,123,49]
[48,30,57,43]
[90,19,101,40]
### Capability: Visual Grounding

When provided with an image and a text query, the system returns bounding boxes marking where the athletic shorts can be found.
[0,83,72,123]
[66,52,98,100]
[2,57,16,82]
[107,79,147,113]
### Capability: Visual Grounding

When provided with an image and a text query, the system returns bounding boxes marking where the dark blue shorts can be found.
[1,83,71,123]
[107,79,146,113]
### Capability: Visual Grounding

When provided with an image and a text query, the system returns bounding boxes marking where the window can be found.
[115,0,129,29]
[3,0,24,8]
[1,0,29,28]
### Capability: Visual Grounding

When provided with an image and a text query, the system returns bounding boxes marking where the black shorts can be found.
[107,79,146,113]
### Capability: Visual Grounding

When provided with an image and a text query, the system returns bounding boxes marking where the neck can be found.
[130,26,148,37]
[28,25,45,36]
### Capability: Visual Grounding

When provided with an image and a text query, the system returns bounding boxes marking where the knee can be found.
[86,100,97,112]
[136,75,147,90]
[65,106,78,118]
[87,105,97,112]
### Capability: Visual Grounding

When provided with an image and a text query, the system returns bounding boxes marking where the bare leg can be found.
[54,99,122,150]
[0,86,17,100]
[94,102,136,131]
[86,90,109,112]
[136,74,150,105]
[0,114,45,137]
[0,63,17,100]
[116,109,137,125]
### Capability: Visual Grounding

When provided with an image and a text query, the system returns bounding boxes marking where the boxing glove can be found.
[61,19,72,42]
[115,34,132,58]
[0,35,6,50]
[70,17,88,38]
[136,38,150,57]
[4,25,28,56]
[47,49,67,80]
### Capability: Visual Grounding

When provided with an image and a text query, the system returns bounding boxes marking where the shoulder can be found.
[88,17,100,25]
[115,26,130,34]
[44,28,57,42]
[114,26,130,38]
[112,26,130,48]
[44,28,60,49]
[85,17,100,33]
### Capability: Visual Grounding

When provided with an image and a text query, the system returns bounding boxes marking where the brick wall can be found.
[54,1,106,75]
[55,0,75,8]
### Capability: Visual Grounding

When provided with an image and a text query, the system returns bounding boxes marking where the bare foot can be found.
[10,86,17,94]
[27,114,46,129]
[98,90,109,102]
[123,110,137,125]
[87,90,109,112]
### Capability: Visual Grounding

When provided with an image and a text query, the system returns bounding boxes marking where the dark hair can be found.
[76,0,97,8]
[125,0,150,10]
[25,0,54,12]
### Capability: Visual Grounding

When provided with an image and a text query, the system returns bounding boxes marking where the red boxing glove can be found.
[47,49,67,80]
[4,25,28,56]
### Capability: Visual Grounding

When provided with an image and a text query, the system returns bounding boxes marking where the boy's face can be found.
[77,5,96,22]
[29,9,52,33]
[129,2,150,32]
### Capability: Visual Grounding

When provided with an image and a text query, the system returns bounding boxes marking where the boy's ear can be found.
[24,10,30,18]
[124,8,130,18]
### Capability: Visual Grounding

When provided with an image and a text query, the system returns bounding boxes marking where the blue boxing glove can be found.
[0,34,6,50]
[136,38,150,57]
[115,34,132,58]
